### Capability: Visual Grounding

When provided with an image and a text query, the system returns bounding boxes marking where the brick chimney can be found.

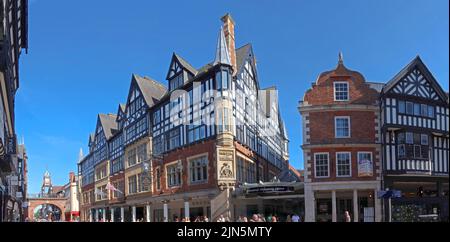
[221,13,237,74]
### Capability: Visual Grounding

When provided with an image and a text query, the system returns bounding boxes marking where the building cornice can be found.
[298,103,379,114]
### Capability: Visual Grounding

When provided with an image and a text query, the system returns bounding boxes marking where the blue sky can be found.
[17,0,448,193]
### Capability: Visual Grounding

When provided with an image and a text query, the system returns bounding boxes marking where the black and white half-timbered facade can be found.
[380,56,449,221]
[78,14,295,222]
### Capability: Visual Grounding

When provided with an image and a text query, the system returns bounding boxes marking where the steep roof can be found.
[119,104,126,113]
[174,53,198,76]
[99,113,118,140]
[236,43,252,74]
[213,26,232,66]
[133,74,167,106]
[382,56,448,103]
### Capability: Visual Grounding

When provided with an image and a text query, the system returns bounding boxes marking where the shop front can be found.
[385,177,449,222]
[233,181,304,222]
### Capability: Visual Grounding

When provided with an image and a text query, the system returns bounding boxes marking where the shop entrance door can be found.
[337,198,353,222]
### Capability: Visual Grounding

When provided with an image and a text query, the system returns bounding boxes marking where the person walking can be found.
[292,214,300,222]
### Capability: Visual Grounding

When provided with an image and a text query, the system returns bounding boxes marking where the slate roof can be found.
[235,43,252,74]
[174,53,198,76]
[133,74,167,106]
[99,113,118,140]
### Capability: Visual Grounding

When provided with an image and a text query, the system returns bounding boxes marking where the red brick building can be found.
[299,54,383,222]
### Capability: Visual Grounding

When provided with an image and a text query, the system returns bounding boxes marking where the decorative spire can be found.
[78,148,84,162]
[214,26,231,66]
[338,51,344,65]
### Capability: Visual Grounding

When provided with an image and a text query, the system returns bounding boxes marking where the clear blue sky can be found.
[17,0,449,193]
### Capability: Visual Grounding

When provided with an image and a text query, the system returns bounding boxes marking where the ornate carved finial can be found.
[338,51,344,65]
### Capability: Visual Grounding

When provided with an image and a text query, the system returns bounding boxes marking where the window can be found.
[189,156,208,184]
[169,128,181,149]
[153,135,165,155]
[153,110,161,125]
[112,181,124,198]
[414,103,420,116]
[188,124,206,143]
[427,106,435,118]
[96,185,107,201]
[128,175,137,194]
[315,153,329,178]
[335,117,350,138]
[406,102,414,115]
[336,152,351,177]
[95,166,107,181]
[420,104,428,117]
[137,143,147,164]
[246,162,256,183]
[405,132,413,144]
[167,163,181,187]
[127,148,137,167]
[111,157,124,174]
[334,82,349,101]
[216,70,230,91]
[420,134,428,145]
[138,173,150,192]
[237,157,245,183]
[398,101,405,113]
[397,132,430,159]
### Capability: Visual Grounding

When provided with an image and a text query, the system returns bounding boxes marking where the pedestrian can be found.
[250,214,259,222]
[203,215,209,222]
[344,211,351,222]
[272,215,277,222]
[286,214,292,222]
[267,214,273,222]
[292,214,300,222]
[236,216,243,222]
[242,216,248,222]
[217,214,225,222]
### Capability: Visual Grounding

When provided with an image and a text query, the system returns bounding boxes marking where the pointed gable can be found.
[131,74,167,107]
[383,56,448,103]
[98,113,118,140]
[165,53,198,80]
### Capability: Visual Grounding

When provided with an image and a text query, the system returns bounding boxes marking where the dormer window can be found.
[334,81,349,101]
[169,74,184,91]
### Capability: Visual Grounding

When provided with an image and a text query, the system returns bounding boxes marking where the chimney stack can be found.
[221,13,237,74]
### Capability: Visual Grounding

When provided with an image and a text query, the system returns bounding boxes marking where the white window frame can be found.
[314,153,330,178]
[336,152,352,178]
[334,81,349,101]
[335,116,351,138]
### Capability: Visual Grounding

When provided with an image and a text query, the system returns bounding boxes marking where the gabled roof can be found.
[174,53,198,76]
[165,53,198,80]
[116,103,126,122]
[236,43,252,74]
[132,74,167,107]
[119,104,126,113]
[382,56,448,103]
[98,113,118,140]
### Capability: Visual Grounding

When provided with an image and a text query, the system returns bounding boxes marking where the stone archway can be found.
[27,198,67,221]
